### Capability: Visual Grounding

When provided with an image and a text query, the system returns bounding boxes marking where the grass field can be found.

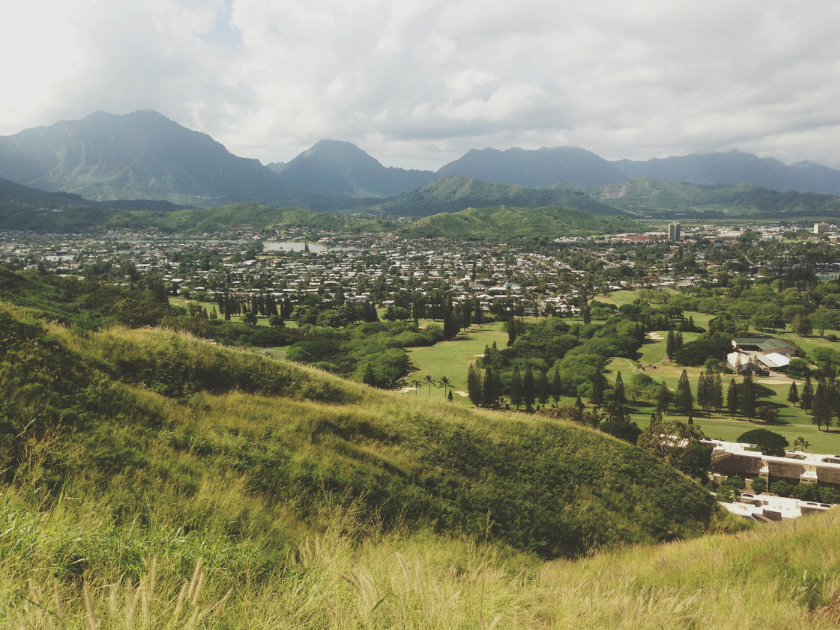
[596,290,840,451]
[406,321,508,402]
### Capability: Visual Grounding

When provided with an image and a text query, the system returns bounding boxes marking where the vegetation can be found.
[400,205,641,240]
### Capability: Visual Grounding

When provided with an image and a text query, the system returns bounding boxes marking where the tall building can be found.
[669,222,681,241]
[814,222,829,234]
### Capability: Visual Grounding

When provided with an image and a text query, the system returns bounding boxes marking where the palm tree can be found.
[423,375,436,396]
[439,376,452,399]
[410,378,423,396]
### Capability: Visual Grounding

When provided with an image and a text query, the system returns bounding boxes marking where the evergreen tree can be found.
[697,371,709,412]
[536,369,549,406]
[589,371,605,406]
[523,365,536,411]
[467,363,482,406]
[510,365,523,409]
[675,331,684,353]
[605,372,629,423]
[362,364,376,387]
[813,380,830,431]
[657,381,671,413]
[666,330,675,361]
[741,374,756,421]
[712,372,723,412]
[801,376,814,412]
[675,369,694,422]
[474,301,483,324]
[551,366,563,404]
[482,367,495,408]
[787,381,800,407]
[507,315,517,346]
[727,378,739,417]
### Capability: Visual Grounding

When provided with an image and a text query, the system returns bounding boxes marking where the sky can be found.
[1,0,840,171]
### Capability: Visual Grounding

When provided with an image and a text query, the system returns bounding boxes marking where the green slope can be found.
[589,177,840,218]
[366,175,625,217]
[0,185,390,232]
[400,204,641,239]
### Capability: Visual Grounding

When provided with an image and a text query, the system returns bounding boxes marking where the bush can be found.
[750,477,766,494]
[600,421,642,445]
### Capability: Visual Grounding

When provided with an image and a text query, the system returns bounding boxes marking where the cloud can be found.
[1,0,839,170]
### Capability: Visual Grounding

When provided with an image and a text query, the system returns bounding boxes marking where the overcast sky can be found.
[2,0,840,170]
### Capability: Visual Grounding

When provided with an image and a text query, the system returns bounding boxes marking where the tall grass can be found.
[3,491,838,628]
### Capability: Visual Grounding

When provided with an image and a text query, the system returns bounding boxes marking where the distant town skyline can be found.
[3,1,840,172]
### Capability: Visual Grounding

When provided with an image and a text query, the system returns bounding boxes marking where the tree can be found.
[737,428,789,456]
[423,374,436,396]
[482,367,496,408]
[787,381,800,407]
[674,369,694,421]
[792,314,812,337]
[523,365,536,411]
[675,331,684,353]
[536,369,549,406]
[439,376,452,399]
[467,363,482,406]
[697,371,709,413]
[507,315,517,347]
[727,378,739,417]
[589,371,605,406]
[666,329,675,361]
[712,372,723,412]
[812,379,830,431]
[510,365,523,409]
[242,311,258,326]
[612,371,626,406]
[268,314,285,328]
[740,374,756,421]
[657,381,671,413]
[793,436,810,452]
[750,477,767,494]
[363,364,376,387]
[551,366,563,404]
[637,418,710,478]
[801,376,814,412]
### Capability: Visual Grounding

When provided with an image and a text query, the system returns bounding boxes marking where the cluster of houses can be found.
[726,337,802,373]
[705,438,839,520]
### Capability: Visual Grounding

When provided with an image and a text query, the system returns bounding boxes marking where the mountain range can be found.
[2,110,840,212]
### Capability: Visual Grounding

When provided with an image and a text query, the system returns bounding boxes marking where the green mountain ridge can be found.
[364,175,624,217]
[584,177,840,218]
[400,204,641,239]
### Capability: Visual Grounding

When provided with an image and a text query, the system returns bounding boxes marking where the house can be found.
[727,338,801,372]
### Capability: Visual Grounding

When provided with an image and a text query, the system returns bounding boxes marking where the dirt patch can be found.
[453,390,469,397]
[647,332,664,341]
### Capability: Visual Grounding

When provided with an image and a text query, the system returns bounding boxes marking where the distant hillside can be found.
[0,110,322,208]
[0,183,389,233]
[276,139,436,198]
[366,175,625,217]
[588,177,840,218]
[616,152,840,196]
[436,146,840,195]
[437,146,627,188]
[400,205,640,240]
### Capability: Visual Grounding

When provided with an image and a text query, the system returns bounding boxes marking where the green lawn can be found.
[406,321,508,403]
[635,416,840,454]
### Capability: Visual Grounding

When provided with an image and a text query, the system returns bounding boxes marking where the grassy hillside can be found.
[400,205,641,239]
[366,175,624,217]
[588,177,840,218]
[4,299,840,627]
